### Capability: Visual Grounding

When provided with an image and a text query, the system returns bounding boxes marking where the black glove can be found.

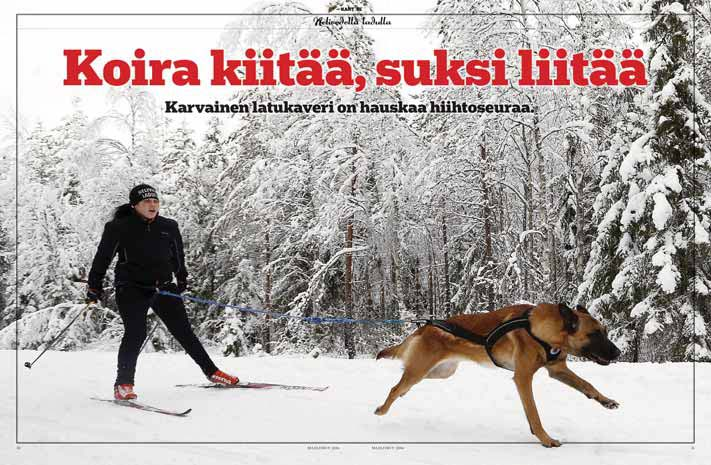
[86,288,102,304]
[158,281,179,294]
[177,280,188,294]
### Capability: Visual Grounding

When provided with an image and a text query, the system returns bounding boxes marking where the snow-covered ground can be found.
[2,350,709,464]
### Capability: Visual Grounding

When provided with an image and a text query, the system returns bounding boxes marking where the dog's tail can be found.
[376,343,403,360]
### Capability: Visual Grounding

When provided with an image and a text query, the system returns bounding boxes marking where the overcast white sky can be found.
[4,0,439,134]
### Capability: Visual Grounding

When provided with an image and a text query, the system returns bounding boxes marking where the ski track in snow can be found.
[2,350,709,464]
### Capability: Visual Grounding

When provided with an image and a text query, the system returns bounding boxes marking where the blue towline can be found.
[158,290,412,325]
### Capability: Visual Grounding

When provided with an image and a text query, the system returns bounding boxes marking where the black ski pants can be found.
[115,285,218,385]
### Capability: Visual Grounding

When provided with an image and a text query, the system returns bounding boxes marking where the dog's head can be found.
[532,303,621,365]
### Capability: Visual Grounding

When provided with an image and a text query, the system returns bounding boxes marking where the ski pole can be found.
[24,303,92,369]
[139,319,160,354]
[138,291,162,355]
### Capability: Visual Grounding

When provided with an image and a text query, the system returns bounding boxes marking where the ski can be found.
[90,397,192,417]
[175,381,329,392]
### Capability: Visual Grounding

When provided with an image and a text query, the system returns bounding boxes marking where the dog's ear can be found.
[574,304,589,314]
[558,303,579,333]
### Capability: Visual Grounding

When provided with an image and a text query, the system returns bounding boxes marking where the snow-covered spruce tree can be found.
[2,101,121,348]
[577,98,650,360]
[160,121,196,197]
[293,0,426,356]
[164,118,227,327]
[550,7,637,303]
[694,1,711,104]
[0,109,13,329]
[693,0,711,358]
[214,0,421,357]
[424,0,632,312]
[187,118,226,289]
[0,222,9,320]
[15,105,97,312]
[579,0,711,361]
[213,3,324,355]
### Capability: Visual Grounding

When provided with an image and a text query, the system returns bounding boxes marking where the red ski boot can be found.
[208,369,240,385]
[114,384,138,400]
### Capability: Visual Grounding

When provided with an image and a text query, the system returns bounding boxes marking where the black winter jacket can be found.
[88,213,188,291]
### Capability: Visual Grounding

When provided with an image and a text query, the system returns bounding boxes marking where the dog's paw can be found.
[598,397,620,409]
[540,437,562,448]
[374,405,387,416]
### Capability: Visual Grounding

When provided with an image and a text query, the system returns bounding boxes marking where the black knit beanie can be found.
[129,184,159,206]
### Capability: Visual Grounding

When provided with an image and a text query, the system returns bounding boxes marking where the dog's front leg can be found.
[546,361,619,409]
[513,367,561,448]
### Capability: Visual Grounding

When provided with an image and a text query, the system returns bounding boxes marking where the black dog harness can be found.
[420,308,561,370]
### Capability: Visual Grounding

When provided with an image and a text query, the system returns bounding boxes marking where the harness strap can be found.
[427,320,488,346]
[424,307,561,371]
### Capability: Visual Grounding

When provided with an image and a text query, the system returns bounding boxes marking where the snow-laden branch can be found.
[287,246,368,318]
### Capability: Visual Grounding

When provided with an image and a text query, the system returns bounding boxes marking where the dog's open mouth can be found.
[585,352,611,365]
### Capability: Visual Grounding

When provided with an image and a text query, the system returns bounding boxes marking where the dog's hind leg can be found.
[374,369,425,415]
[374,341,441,416]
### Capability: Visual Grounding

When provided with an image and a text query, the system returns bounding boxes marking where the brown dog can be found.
[374,303,621,447]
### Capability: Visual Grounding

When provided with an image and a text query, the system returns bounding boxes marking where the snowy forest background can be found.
[1,0,709,363]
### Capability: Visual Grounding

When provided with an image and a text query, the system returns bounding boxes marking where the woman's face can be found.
[134,198,160,221]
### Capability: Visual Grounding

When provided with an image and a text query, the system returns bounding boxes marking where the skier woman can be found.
[87,184,239,400]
